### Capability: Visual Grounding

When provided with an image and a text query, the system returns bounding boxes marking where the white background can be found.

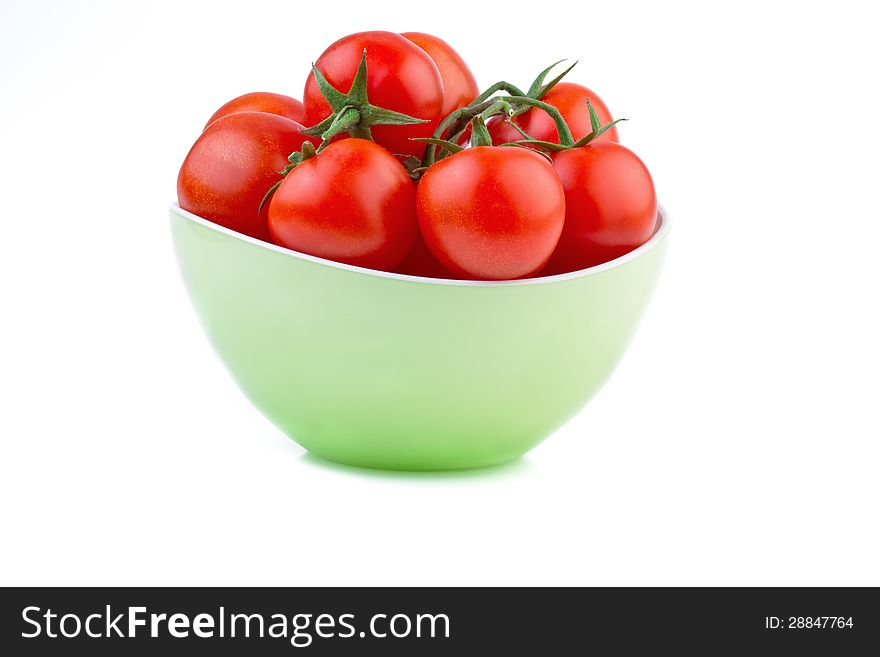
[1,1,878,586]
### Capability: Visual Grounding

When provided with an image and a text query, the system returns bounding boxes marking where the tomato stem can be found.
[470,81,527,105]
[318,107,370,150]
[501,96,575,145]
[421,99,497,166]
[300,141,317,161]
[512,100,627,152]
[498,142,553,163]
[258,141,319,214]
[569,99,627,146]
[415,61,583,172]
[469,116,493,147]
[517,60,578,117]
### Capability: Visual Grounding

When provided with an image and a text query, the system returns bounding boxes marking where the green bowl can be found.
[170,204,669,470]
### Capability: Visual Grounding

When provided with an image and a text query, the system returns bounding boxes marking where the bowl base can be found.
[301,445,527,473]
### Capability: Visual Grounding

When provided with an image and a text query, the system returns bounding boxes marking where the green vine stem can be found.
[498,96,575,146]
[515,99,626,152]
[258,141,317,213]
[469,81,526,106]
[469,115,493,147]
[422,61,579,165]
[498,142,553,163]
[420,96,573,165]
[421,99,505,166]
[514,59,577,117]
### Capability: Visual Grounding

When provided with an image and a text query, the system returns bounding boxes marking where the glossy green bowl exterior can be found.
[170,204,669,470]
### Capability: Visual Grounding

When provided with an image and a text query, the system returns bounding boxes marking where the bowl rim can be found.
[170,202,670,287]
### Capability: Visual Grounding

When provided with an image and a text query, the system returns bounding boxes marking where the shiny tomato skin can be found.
[488,82,618,145]
[416,147,565,280]
[303,31,444,159]
[204,92,306,129]
[543,142,657,274]
[177,112,312,242]
[268,139,417,272]
[401,32,479,118]
[395,231,456,279]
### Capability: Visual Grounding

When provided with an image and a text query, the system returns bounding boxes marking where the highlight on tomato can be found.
[401,32,479,118]
[416,117,565,280]
[303,31,444,158]
[204,91,306,129]
[543,140,657,274]
[177,111,314,242]
[268,139,417,272]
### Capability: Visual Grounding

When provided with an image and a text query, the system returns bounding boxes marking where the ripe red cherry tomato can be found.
[204,92,306,129]
[268,139,417,272]
[401,32,479,118]
[303,31,444,159]
[177,112,313,242]
[543,141,657,274]
[395,232,456,279]
[488,82,618,145]
[416,147,565,280]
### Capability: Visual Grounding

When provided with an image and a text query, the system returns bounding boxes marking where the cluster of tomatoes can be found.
[177,31,657,280]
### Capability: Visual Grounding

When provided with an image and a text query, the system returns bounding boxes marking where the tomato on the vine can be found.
[204,92,306,129]
[268,139,417,272]
[303,31,444,159]
[417,146,565,280]
[396,232,456,279]
[401,32,479,118]
[543,141,657,274]
[177,111,313,242]
[488,82,618,145]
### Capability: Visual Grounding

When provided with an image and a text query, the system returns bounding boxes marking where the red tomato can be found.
[177,112,312,242]
[395,231,456,279]
[303,31,444,158]
[268,139,417,271]
[488,82,618,145]
[416,147,565,280]
[401,32,479,118]
[543,141,657,274]
[204,92,306,129]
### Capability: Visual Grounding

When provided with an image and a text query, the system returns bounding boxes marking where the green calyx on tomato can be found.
[259,140,318,213]
[260,50,431,211]
[300,49,428,148]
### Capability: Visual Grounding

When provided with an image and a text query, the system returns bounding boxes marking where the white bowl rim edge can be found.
[170,202,670,288]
